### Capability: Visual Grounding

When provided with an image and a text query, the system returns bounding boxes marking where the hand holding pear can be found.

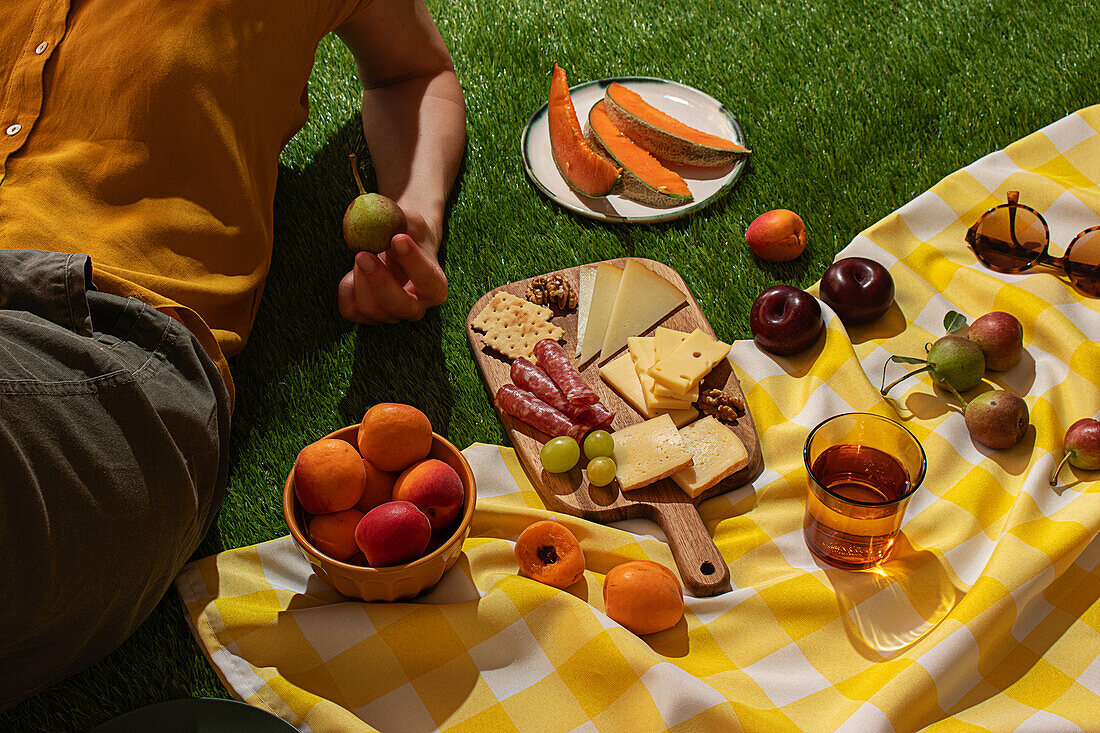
[343,153,407,254]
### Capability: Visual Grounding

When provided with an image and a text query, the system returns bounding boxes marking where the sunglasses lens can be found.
[1065,228,1100,296]
[971,205,1047,272]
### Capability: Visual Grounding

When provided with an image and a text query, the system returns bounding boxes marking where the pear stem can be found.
[943,382,967,409]
[349,153,366,196]
[1049,452,1071,486]
[881,363,933,395]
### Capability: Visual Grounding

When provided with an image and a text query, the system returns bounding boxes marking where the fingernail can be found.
[393,237,410,256]
[360,254,376,274]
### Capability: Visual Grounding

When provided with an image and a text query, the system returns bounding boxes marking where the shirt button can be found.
[6,124,22,136]
[35,42,49,55]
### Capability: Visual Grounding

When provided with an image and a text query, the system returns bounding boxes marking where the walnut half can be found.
[696,388,744,423]
[526,273,577,311]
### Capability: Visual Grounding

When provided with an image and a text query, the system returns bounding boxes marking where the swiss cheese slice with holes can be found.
[578,262,623,365]
[627,337,694,413]
[600,353,698,427]
[672,416,748,497]
[611,413,694,492]
[649,328,731,393]
[599,260,687,363]
[574,265,598,358]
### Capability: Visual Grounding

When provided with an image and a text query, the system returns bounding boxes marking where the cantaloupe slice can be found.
[548,64,621,197]
[585,100,692,209]
[604,83,750,167]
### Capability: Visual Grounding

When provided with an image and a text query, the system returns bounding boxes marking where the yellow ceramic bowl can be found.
[283,425,475,602]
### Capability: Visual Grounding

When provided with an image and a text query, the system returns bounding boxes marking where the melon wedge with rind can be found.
[548,64,621,197]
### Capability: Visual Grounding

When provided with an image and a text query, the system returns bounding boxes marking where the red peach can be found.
[294,439,366,515]
[745,209,807,262]
[355,501,431,567]
[308,509,365,561]
[356,460,396,513]
[392,459,465,530]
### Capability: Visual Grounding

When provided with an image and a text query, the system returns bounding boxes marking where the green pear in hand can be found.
[343,153,407,254]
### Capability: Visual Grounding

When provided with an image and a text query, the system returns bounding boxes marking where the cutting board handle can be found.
[650,501,731,597]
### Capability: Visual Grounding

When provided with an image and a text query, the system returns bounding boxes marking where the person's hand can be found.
[337,211,448,324]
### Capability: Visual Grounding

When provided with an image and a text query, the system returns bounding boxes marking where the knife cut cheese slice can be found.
[672,416,748,497]
[627,337,693,412]
[611,413,695,492]
[600,353,698,427]
[649,328,730,393]
[578,262,623,365]
[574,265,597,359]
[599,259,686,363]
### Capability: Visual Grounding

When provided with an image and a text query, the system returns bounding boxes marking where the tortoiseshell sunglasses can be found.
[965,191,1100,296]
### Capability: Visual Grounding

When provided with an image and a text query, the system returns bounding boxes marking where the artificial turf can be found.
[3,0,1097,729]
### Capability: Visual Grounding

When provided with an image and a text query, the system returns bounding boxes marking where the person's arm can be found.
[335,0,466,324]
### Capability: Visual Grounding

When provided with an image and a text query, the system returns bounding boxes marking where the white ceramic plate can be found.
[521,77,748,223]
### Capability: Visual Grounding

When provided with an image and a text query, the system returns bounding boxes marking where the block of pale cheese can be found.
[649,328,731,393]
[651,327,699,401]
[600,259,687,363]
[574,264,597,359]
[578,262,623,365]
[672,416,749,497]
[600,353,698,427]
[627,337,694,413]
[611,413,695,492]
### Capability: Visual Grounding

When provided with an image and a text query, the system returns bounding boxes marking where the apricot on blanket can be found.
[294,438,367,514]
[514,520,585,589]
[308,508,365,561]
[358,403,433,472]
[603,560,683,635]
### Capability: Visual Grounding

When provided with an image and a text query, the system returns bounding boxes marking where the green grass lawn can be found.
[4,0,1097,729]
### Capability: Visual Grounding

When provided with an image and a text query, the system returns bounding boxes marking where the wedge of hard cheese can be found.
[611,413,694,492]
[574,264,597,358]
[600,259,687,363]
[599,353,698,427]
[649,328,731,393]
[578,262,623,365]
[651,327,699,401]
[672,416,748,497]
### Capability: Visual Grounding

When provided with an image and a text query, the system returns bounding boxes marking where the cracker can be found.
[471,291,551,332]
[481,319,565,360]
[472,289,564,359]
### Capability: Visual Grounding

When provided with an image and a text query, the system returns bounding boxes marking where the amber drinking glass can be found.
[803,413,926,570]
[966,191,1100,296]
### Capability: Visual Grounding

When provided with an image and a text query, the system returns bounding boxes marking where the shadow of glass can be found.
[823,534,958,660]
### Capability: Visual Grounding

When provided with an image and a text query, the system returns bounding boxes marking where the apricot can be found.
[358,403,433,472]
[393,459,464,530]
[355,500,432,567]
[308,508,365,561]
[603,560,683,635]
[745,209,806,262]
[356,460,396,514]
[514,520,585,589]
[294,438,367,515]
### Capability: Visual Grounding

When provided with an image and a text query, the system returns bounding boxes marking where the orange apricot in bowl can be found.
[514,520,586,589]
[293,438,367,514]
[356,460,397,513]
[603,560,683,635]
[308,508,365,561]
[358,402,433,472]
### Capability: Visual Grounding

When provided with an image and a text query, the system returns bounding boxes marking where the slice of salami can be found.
[534,339,600,406]
[576,400,614,428]
[510,357,587,420]
[494,384,586,442]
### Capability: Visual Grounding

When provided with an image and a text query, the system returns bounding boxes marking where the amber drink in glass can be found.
[803,413,926,569]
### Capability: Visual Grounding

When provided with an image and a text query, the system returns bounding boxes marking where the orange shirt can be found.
[0,0,368,404]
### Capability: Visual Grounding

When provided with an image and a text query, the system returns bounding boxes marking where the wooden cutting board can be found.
[465,258,763,596]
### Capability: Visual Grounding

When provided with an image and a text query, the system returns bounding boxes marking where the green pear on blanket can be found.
[343,153,407,254]
[880,313,986,400]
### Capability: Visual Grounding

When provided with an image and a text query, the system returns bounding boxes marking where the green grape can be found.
[583,430,615,459]
[540,436,580,473]
[586,456,617,487]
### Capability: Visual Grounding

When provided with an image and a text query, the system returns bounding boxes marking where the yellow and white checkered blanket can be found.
[175,105,1100,732]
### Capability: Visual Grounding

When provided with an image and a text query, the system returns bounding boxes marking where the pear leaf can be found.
[943,310,968,333]
[890,355,930,365]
